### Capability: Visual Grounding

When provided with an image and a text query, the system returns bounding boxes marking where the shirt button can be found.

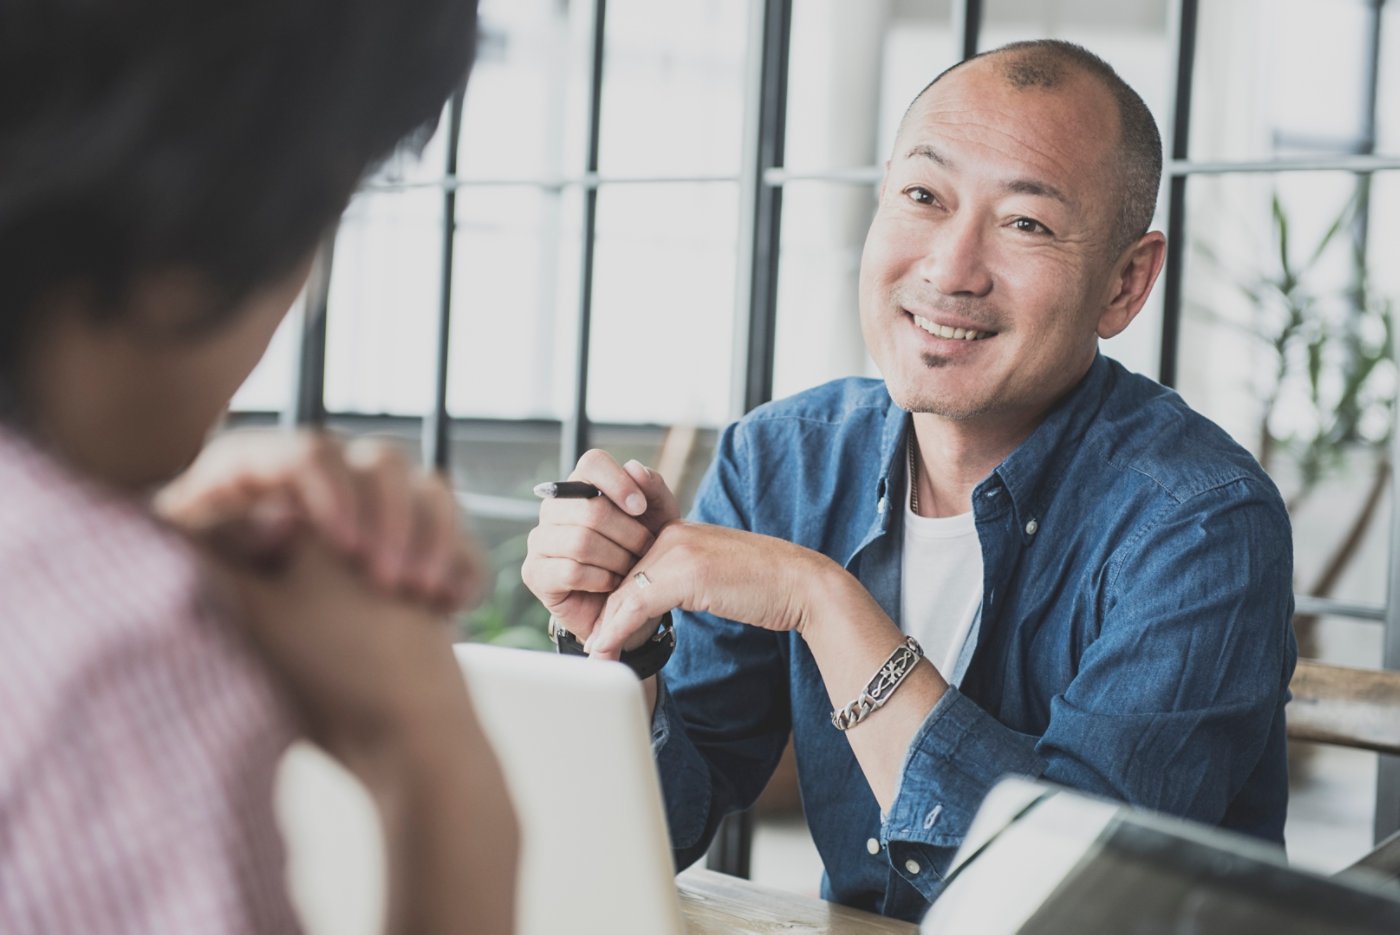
[1025,518,1039,536]
[905,859,921,875]
[866,837,880,855]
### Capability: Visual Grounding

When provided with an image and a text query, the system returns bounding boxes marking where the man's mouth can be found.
[910,313,995,341]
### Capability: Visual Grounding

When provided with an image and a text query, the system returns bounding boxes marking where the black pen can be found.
[533,480,603,499]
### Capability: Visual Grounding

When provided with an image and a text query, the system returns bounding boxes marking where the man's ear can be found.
[1097,230,1166,339]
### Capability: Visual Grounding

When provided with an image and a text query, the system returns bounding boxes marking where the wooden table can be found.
[677,868,919,934]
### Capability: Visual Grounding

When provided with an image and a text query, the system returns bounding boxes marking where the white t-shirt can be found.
[900,486,983,687]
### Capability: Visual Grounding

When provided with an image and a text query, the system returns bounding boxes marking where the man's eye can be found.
[1012,217,1051,235]
[905,187,935,206]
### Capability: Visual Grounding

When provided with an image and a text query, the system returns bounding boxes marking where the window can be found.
[228,0,1400,855]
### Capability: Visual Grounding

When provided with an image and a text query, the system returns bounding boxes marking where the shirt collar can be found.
[872,352,1114,526]
[987,352,1113,518]
[878,391,911,521]
[851,390,912,556]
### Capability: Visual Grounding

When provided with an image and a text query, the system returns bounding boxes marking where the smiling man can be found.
[523,40,1296,922]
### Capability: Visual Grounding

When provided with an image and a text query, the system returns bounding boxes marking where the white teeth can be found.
[913,315,988,341]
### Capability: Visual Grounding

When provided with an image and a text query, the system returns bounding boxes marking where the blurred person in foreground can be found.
[0,0,516,932]
[523,40,1295,922]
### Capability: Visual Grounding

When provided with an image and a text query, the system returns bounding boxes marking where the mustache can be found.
[891,287,1002,331]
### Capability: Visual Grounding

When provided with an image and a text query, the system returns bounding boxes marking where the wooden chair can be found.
[1287,658,1400,881]
[1287,658,1400,757]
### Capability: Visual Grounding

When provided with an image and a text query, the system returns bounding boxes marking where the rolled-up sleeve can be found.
[881,688,1047,894]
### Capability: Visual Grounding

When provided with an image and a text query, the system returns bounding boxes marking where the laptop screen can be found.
[1022,815,1400,934]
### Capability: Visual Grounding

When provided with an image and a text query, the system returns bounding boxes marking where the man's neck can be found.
[908,412,1040,518]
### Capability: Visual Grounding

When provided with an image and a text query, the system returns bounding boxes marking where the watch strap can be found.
[549,613,675,680]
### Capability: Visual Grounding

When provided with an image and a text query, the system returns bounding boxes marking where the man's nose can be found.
[916,215,993,298]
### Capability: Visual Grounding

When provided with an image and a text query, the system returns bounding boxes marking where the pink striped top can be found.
[0,426,302,934]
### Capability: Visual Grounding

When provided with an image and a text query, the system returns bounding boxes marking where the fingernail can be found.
[625,493,646,515]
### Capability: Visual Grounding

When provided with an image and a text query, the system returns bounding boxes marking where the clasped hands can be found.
[159,428,485,611]
[521,449,839,663]
[156,429,489,752]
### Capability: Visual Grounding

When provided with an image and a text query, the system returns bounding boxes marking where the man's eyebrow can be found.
[1004,178,1069,204]
[902,143,1070,205]
[904,144,949,167]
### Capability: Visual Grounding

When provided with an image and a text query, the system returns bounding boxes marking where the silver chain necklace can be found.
[907,431,921,516]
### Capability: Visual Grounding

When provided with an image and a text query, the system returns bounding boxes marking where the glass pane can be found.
[448,420,560,648]
[323,189,444,416]
[1177,170,1398,611]
[1383,0,1400,155]
[459,0,588,180]
[447,187,583,421]
[586,183,739,426]
[1191,0,1393,162]
[981,0,1172,153]
[597,0,747,177]
[772,181,878,401]
[366,104,451,189]
[785,0,956,174]
[1373,172,1400,303]
[230,296,304,415]
[589,424,720,515]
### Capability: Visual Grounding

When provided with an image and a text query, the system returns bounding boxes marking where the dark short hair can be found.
[904,40,1162,253]
[0,0,478,393]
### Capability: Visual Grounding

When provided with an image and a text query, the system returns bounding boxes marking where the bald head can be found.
[901,40,1162,254]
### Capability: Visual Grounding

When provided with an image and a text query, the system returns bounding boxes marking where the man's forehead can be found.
[894,60,1117,174]
[909,56,1102,125]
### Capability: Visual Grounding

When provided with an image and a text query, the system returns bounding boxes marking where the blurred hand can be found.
[156,429,485,612]
[521,449,681,647]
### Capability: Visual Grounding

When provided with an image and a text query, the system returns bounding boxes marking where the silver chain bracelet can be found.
[830,636,925,732]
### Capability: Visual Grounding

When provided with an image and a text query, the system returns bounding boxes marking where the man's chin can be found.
[886,383,984,422]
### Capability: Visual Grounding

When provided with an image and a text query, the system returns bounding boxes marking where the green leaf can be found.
[1306,336,1323,399]
[1272,192,1296,292]
[1305,190,1357,270]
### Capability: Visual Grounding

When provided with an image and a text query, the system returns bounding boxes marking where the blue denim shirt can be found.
[651,354,1296,922]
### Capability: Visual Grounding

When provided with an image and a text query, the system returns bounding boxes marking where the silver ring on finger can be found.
[633,570,653,589]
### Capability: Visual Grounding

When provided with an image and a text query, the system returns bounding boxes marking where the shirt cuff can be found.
[880,686,1047,894]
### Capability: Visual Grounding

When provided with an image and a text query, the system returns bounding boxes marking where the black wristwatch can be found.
[549,613,676,680]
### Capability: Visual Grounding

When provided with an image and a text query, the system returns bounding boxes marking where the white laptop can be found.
[454,643,686,935]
